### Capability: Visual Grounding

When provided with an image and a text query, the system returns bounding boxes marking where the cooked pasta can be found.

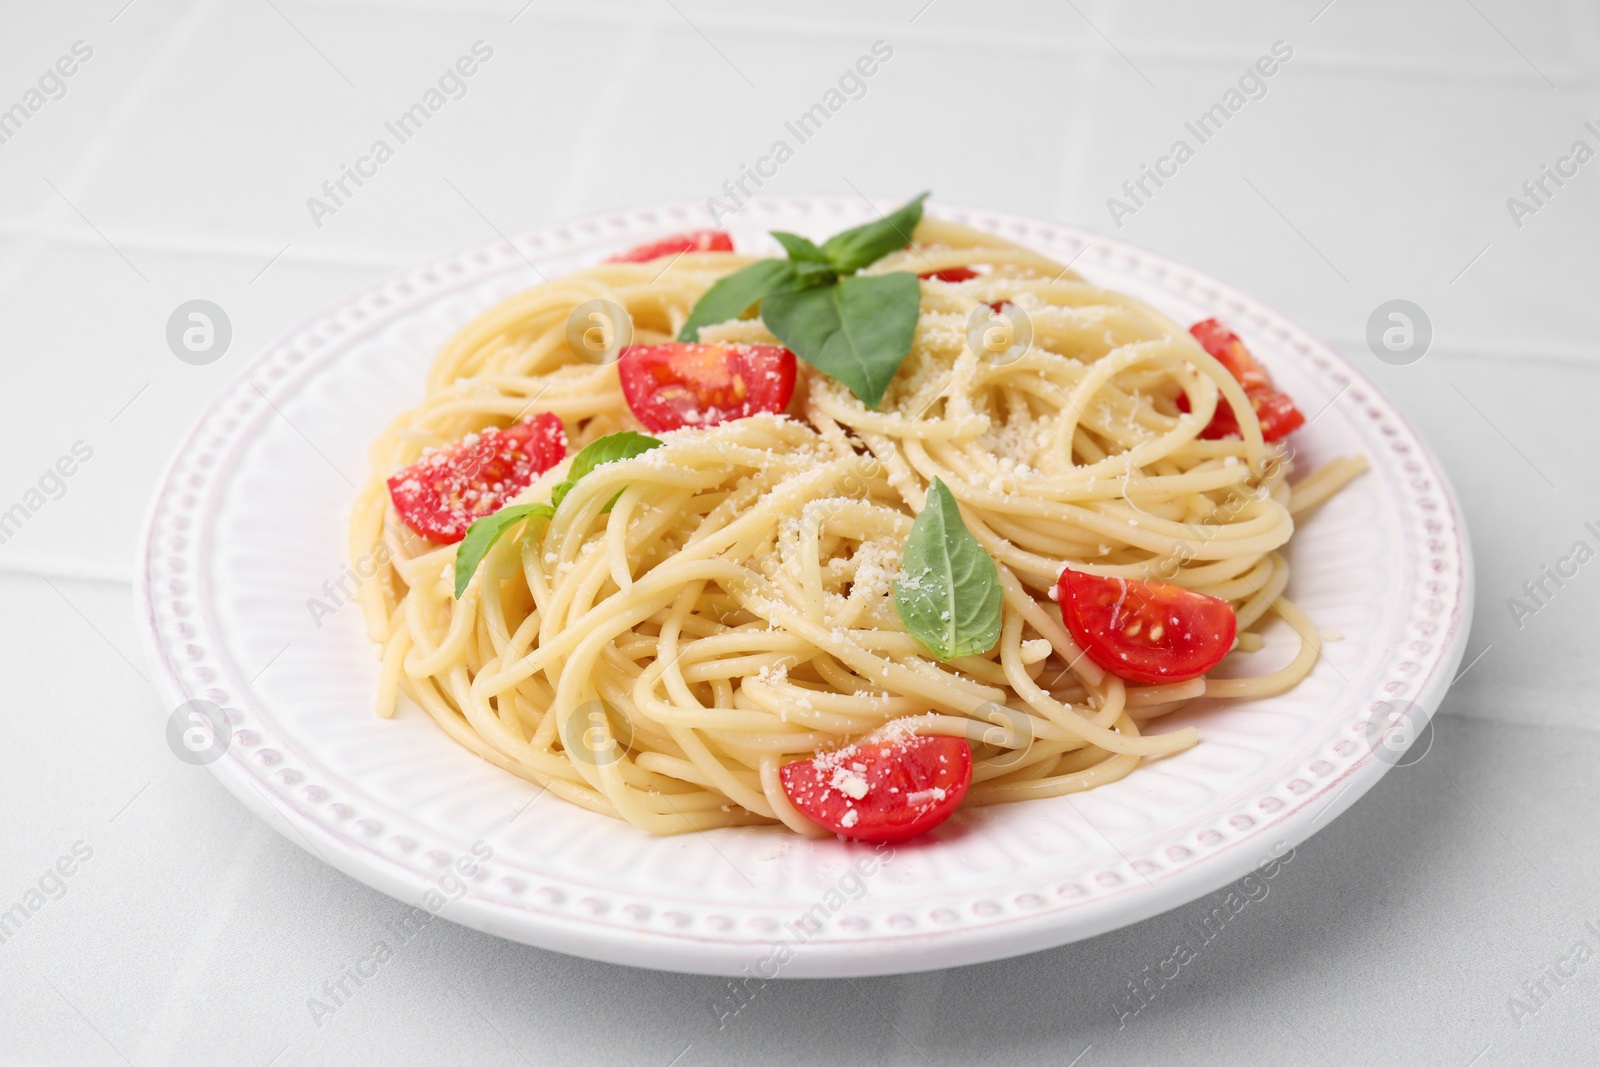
[351,215,1365,837]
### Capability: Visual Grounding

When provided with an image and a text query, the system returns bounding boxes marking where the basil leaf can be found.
[453,431,662,597]
[677,258,801,342]
[677,193,931,409]
[769,231,831,265]
[789,260,839,285]
[761,271,921,409]
[819,192,928,275]
[565,430,663,484]
[564,430,664,513]
[454,502,553,598]
[894,477,1002,661]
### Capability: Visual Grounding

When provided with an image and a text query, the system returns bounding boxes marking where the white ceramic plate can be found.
[136,196,1473,977]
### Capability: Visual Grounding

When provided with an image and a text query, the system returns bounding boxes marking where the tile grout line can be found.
[0,223,406,273]
[0,1,216,295]
[0,556,136,586]
[285,0,1591,85]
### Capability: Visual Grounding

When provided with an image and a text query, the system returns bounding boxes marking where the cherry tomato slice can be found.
[918,266,980,283]
[1245,389,1306,441]
[605,230,733,264]
[1178,318,1306,442]
[386,413,567,545]
[780,735,972,842]
[617,342,796,432]
[1190,318,1273,392]
[1057,568,1237,685]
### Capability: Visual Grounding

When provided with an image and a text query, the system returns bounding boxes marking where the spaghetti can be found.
[351,214,1366,837]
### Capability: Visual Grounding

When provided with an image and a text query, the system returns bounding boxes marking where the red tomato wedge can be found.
[1177,318,1306,441]
[1057,568,1237,685]
[918,266,980,283]
[617,342,796,432]
[780,735,972,842]
[605,230,733,264]
[386,413,567,545]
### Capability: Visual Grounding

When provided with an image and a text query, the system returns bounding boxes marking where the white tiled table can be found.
[3,2,1598,1063]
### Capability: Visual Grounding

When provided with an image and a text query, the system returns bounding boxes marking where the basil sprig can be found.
[762,273,922,413]
[677,192,929,409]
[894,477,1002,661]
[452,502,551,599]
[452,430,662,597]
[554,430,663,510]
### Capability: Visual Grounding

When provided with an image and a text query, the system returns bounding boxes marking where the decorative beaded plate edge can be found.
[136,196,1473,977]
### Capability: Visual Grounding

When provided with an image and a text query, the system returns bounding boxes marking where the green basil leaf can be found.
[677,258,802,342]
[818,192,928,275]
[761,271,921,409]
[453,431,662,597]
[769,231,831,265]
[454,502,553,598]
[894,477,1002,661]
[792,259,839,282]
[565,430,663,484]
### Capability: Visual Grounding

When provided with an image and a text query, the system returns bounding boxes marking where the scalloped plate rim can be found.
[135,194,1474,977]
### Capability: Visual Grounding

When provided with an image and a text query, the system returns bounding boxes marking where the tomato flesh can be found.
[1178,318,1306,441]
[386,413,567,544]
[780,735,972,842]
[918,266,980,283]
[1057,568,1237,685]
[617,342,796,432]
[605,230,733,264]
